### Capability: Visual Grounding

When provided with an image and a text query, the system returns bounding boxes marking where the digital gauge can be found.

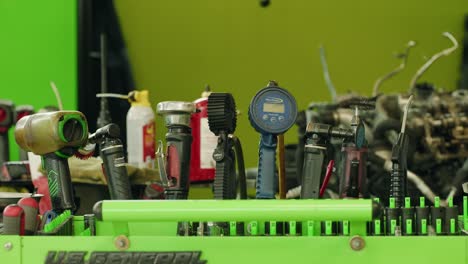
[249,82,297,135]
[248,81,298,199]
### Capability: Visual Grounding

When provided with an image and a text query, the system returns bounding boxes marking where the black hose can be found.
[373,118,401,143]
[232,136,247,199]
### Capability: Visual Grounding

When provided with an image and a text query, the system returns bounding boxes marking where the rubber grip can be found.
[18,197,39,235]
[256,134,277,199]
[165,129,192,200]
[100,139,132,200]
[43,153,76,212]
[301,145,325,199]
[214,149,236,199]
[3,205,25,235]
[295,135,305,184]
[390,168,405,208]
[0,133,9,167]
[339,146,368,198]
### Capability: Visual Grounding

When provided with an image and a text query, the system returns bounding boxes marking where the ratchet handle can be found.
[43,153,76,213]
[301,145,326,199]
[164,129,193,200]
[100,138,132,200]
[0,133,9,167]
[256,134,278,199]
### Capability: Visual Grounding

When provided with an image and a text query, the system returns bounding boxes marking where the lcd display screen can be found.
[263,103,285,113]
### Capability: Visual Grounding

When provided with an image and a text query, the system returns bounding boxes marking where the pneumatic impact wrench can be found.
[15,111,88,213]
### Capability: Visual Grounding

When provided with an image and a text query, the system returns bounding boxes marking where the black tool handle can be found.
[0,133,9,167]
[390,167,405,208]
[347,159,360,198]
[213,133,236,199]
[295,136,305,185]
[164,127,193,200]
[295,111,307,186]
[339,145,368,198]
[300,144,326,199]
[390,133,409,207]
[43,153,76,213]
[100,138,132,200]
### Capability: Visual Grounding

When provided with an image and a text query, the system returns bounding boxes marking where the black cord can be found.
[232,136,247,199]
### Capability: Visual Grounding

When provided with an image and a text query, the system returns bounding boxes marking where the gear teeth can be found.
[207,93,237,135]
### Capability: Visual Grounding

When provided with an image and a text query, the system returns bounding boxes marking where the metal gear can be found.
[207,93,237,135]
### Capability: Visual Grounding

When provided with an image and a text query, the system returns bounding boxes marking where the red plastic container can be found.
[189,89,217,182]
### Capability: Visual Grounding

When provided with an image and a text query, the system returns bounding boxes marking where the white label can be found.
[27,152,43,180]
[200,117,218,169]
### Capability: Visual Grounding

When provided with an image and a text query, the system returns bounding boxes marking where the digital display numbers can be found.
[263,103,285,113]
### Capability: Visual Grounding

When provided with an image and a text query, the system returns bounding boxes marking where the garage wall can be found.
[0,1,78,160]
[115,0,468,167]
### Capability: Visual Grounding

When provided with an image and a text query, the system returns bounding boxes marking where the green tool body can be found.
[15,111,88,213]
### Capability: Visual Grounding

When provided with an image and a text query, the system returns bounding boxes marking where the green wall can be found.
[0,1,77,160]
[115,0,468,167]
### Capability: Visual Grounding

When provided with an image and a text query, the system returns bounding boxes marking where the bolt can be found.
[4,242,12,251]
[349,236,365,251]
[114,235,130,251]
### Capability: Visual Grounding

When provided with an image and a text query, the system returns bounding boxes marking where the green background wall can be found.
[114,0,468,167]
[2,1,465,168]
[0,1,77,160]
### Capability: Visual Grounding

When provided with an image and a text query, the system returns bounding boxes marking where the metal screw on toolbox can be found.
[4,242,12,251]
[349,236,365,251]
[114,235,130,251]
